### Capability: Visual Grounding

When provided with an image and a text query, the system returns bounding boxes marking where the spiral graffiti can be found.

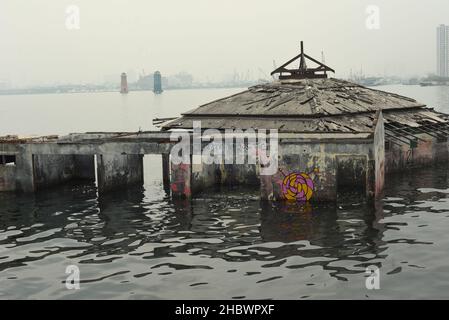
[281,172,315,202]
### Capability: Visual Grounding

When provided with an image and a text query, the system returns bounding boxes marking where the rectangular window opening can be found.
[0,155,16,166]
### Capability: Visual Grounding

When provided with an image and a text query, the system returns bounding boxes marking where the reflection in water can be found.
[1,86,449,299]
[1,163,449,299]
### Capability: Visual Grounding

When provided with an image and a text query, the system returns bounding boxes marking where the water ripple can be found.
[1,164,449,298]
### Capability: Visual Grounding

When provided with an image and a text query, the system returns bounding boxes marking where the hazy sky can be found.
[1,0,448,86]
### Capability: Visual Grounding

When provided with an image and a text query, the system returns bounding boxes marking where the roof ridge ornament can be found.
[271,41,335,80]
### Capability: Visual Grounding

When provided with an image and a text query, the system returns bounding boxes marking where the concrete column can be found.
[270,169,288,201]
[15,146,35,193]
[260,174,274,200]
[170,156,192,199]
[162,153,170,194]
[373,110,385,199]
[367,159,376,201]
[96,154,144,193]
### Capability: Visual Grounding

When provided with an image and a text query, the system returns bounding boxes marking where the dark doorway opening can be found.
[336,155,367,199]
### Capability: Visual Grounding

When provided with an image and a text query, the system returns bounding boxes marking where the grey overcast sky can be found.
[1,0,448,86]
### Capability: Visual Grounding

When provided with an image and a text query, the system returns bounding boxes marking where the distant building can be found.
[120,72,128,94]
[136,74,153,90]
[437,24,449,78]
[167,72,194,88]
[154,71,163,94]
[136,72,167,90]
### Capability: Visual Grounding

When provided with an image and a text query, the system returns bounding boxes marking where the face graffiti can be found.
[281,169,319,202]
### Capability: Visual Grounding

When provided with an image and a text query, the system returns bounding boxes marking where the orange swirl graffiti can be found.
[282,172,315,202]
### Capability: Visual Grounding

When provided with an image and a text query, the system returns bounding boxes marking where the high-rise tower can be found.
[120,72,128,94]
[153,71,163,94]
[437,24,449,78]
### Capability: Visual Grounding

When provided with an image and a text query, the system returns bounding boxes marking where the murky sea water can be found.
[1,85,449,299]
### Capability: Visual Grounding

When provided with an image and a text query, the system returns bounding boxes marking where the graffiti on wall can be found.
[170,163,192,197]
[280,168,319,202]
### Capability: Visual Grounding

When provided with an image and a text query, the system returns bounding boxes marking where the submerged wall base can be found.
[2,120,448,204]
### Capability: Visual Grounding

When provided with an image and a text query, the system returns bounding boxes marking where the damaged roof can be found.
[161,78,442,133]
[182,78,423,117]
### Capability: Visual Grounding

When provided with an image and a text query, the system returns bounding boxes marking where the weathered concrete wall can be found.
[190,140,260,195]
[0,137,173,194]
[373,111,385,199]
[8,125,448,202]
[191,160,217,195]
[336,155,367,191]
[33,155,75,189]
[171,160,192,199]
[96,154,144,193]
[435,138,449,162]
[0,149,18,192]
[219,163,259,186]
[4,145,78,193]
[385,135,449,173]
[220,142,259,186]
[260,141,374,202]
[0,165,16,191]
[15,146,35,193]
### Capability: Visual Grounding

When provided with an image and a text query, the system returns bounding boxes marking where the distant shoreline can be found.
[3,83,442,97]
[0,85,250,97]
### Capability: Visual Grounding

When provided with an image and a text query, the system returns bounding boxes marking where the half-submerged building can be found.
[1,43,449,203]
[161,42,449,202]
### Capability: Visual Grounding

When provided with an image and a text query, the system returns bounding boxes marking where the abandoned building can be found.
[160,42,449,201]
[1,42,449,203]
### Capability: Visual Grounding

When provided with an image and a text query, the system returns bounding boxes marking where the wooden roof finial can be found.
[271,41,335,80]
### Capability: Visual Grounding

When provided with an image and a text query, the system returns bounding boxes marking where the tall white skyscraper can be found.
[437,24,449,78]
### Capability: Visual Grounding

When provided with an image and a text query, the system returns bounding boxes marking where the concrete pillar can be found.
[367,159,376,200]
[162,153,170,194]
[96,154,144,193]
[170,156,192,199]
[260,172,275,201]
[373,110,385,199]
[15,147,35,193]
[0,150,17,192]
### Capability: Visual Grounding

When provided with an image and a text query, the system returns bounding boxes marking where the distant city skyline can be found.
[0,68,270,90]
[2,1,449,87]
